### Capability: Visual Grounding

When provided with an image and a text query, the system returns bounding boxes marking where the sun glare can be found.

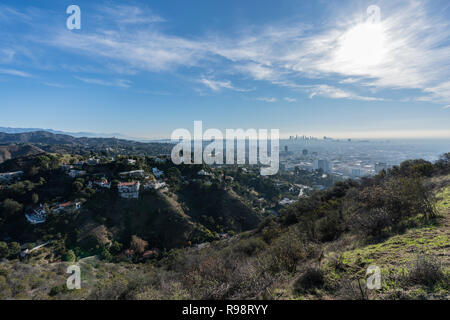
[336,22,387,69]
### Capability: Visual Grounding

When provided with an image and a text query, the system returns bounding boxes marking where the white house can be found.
[68,170,86,178]
[119,170,146,178]
[88,179,111,189]
[52,201,81,214]
[25,205,47,224]
[143,181,167,190]
[0,171,23,183]
[118,181,140,199]
[87,158,100,166]
[197,169,211,176]
[279,198,297,206]
[60,164,74,171]
[152,167,164,178]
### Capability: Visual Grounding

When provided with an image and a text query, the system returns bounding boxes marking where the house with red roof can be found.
[118,181,140,199]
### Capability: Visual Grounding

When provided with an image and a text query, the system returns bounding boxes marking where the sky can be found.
[0,0,449,139]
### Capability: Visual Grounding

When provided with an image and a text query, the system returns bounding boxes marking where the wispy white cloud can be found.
[256,97,277,103]
[284,97,297,103]
[74,76,131,88]
[42,82,70,88]
[307,85,383,101]
[205,1,450,103]
[339,78,361,84]
[4,2,450,105]
[0,68,32,78]
[50,30,204,73]
[235,63,281,81]
[443,105,450,109]
[199,78,247,92]
[0,49,15,64]
[99,5,165,25]
[419,81,450,104]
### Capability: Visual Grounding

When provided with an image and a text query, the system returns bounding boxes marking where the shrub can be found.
[315,211,344,242]
[0,242,8,259]
[233,237,267,256]
[65,250,76,262]
[353,176,437,237]
[8,242,21,259]
[353,208,391,237]
[130,235,148,255]
[49,284,69,297]
[264,232,305,274]
[407,254,445,287]
[294,267,325,293]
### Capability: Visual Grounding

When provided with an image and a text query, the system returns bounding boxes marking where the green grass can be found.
[436,185,450,211]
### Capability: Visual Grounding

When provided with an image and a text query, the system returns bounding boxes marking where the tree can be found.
[0,242,8,259]
[8,242,21,258]
[72,181,84,193]
[28,166,39,176]
[31,193,39,204]
[130,235,148,255]
[65,250,76,262]
[110,241,123,255]
[1,199,23,220]
[100,247,112,261]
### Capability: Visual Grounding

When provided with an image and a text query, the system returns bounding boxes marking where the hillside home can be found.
[52,201,81,214]
[87,158,100,165]
[68,170,86,178]
[25,205,47,224]
[152,167,164,178]
[143,181,167,190]
[73,161,86,169]
[197,169,211,176]
[279,198,297,206]
[118,181,140,199]
[119,170,146,179]
[60,164,74,171]
[0,171,23,183]
[88,179,111,189]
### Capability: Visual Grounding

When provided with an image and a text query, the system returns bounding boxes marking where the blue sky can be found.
[0,0,449,139]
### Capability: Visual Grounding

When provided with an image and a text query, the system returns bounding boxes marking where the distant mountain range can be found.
[0,131,174,160]
[0,127,135,140]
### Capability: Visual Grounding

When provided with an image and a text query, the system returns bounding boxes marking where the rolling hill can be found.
[0,144,44,164]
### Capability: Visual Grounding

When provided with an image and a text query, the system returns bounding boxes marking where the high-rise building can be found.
[351,168,362,177]
[313,159,331,173]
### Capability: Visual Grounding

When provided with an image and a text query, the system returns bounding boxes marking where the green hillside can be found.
[0,154,448,300]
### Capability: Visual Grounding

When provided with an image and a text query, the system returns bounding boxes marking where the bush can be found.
[49,284,69,297]
[407,254,445,287]
[0,242,8,259]
[294,267,325,292]
[233,237,267,256]
[1,199,23,220]
[353,208,391,237]
[130,235,148,255]
[315,211,344,242]
[353,177,437,237]
[65,250,76,262]
[8,242,21,259]
[265,232,305,274]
